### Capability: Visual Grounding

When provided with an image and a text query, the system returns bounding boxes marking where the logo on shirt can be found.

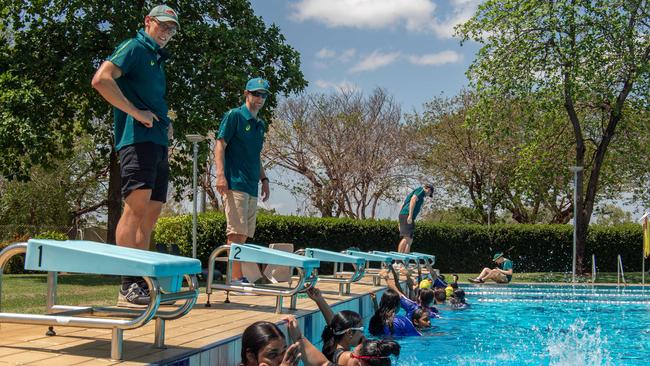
[150,60,155,66]
[245,124,251,132]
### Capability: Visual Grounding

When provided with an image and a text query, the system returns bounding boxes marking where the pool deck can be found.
[0,277,386,366]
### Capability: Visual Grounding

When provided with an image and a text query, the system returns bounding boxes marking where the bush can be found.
[154,213,643,273]
[0,231,69,274]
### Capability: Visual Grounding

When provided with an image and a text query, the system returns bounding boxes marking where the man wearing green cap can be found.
[214,77,271,286]
[396,184,434,254]
[469,252,513,283]
[92,5,180,306]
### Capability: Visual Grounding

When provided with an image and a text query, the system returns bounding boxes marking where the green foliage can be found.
[594,204,634,226]
[456,0,650,269]
[154,213,644,273]
[1,231,69,274]
[0,136,107,237]
[0,0,307,206]
[34,231,69,241]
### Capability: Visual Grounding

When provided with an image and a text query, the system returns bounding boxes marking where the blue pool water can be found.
[381,284,650,366]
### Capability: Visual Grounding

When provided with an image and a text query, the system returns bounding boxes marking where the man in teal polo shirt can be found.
[91,5,179,306]
[396,184,434,254]
[215,77,271,285]
[469,252,514,283]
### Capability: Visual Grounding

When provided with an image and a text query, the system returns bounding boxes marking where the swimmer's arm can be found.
[306,287,335,326]
[387,266,407,297]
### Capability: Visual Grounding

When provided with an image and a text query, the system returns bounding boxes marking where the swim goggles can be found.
[333,326,364,335]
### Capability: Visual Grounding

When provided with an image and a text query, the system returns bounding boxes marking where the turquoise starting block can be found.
[299,248,366,295]
[373,250,423,281]
[0,239,201,360]
[409,251,437,275]
[411,251,436,266]
[206,243,320,313]
[345,250,394,286]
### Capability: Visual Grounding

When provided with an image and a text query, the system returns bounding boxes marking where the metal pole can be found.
[186,134,205,259]
[192,141,198,259]
[569,166,583,283]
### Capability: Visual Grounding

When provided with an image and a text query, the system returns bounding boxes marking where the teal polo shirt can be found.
[108,29,171,151]
[501,259,513,282]
[217,104,266,197]
[399,187,426,219]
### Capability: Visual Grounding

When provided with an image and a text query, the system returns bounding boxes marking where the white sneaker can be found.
[230,277,258,296]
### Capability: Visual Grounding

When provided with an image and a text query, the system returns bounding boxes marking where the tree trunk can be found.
[106,148,122,244]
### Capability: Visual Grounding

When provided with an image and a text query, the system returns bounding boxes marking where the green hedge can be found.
[0,231,69,274]
[154,213,644,273]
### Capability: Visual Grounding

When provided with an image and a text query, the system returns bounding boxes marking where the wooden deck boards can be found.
[0,279,384,365]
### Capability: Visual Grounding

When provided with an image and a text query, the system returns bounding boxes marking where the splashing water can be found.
[546,320,612,366]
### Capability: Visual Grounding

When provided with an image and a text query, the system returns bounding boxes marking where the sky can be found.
[251,0,481,113]
[247,0,483,217]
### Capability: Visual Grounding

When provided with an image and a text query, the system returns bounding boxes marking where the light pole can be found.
[569,166,583,283]
[186,134,206,259]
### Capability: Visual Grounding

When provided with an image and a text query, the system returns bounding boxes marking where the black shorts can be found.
[399,214,415,238]
[118,142,169,202]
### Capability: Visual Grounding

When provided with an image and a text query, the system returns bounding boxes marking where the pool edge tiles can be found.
[155,287,388,366]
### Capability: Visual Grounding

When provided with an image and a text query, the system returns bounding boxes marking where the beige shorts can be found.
[223,190,258,238]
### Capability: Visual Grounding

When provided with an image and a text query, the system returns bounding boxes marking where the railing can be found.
[616,254,626,285]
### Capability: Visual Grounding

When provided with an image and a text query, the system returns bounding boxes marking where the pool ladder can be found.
[616,254,626,285]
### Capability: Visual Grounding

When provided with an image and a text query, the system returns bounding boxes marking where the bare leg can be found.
[482,269,504,282]
[403,238,413,254]
[397,237,413,253]
[228,233,248,279]
[476,267,492,280]
[116,189,152,250]
[135,200,163,249]
[397,237,407,253]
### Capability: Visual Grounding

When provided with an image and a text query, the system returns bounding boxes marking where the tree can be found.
[0,0,306,241]
[594,204,633,226]
[409,90,576,224]
[458,0,650,273]
[265,88,412,218]
[0,136,106,239]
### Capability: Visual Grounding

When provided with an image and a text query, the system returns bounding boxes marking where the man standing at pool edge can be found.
[92,5,179,306]
[214,77,271,285]
[396,184,434,254]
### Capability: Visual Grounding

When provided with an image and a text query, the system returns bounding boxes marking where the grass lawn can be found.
[0,272,647,314]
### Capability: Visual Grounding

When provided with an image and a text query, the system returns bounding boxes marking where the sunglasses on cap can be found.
[249,90,269,99]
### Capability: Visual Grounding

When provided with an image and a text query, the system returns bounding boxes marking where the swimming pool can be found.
[386,284,650,366]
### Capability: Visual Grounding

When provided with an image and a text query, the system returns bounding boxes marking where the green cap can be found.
[246,77,271,93]
[492,252,504,261]
[148,5,180,30]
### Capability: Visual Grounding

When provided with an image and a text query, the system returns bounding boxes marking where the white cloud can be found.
[316,47,336,59]
[315,79,359,93]
[349,51,401,73]
[291,0,481,38]
[291,0,436,31]
[408,50,463,65]
[339,48,356,63]
[430,0,480,38]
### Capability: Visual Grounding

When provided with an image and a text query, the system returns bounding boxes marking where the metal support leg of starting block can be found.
[289,294,297,310]
[111,328,123,360]
[154,318,166,348]
[46,271,58,336]
[275,296,283,314]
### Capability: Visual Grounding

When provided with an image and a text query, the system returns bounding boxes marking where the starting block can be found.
[344,250,393,286]
[296,248,366,296]
[206,243,320,313]
[0,239,201,360]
